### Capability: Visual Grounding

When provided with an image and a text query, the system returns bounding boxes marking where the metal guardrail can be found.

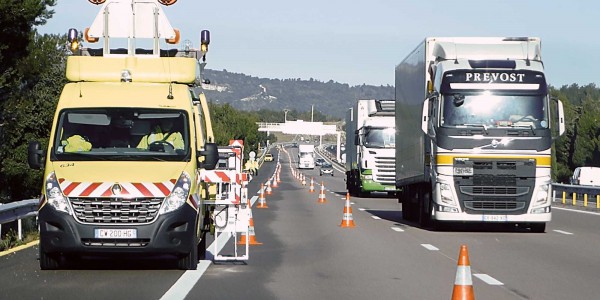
[552,183,600,209]
[0,199,39,241]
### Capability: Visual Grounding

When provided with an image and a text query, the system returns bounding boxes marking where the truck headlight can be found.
[533,184,549,207]
[45,172,72,214]
[439,182,455,205]
[160,172,191,214]
[364,175,373,180]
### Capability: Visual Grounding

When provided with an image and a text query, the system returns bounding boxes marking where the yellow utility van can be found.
[28,0,218,270]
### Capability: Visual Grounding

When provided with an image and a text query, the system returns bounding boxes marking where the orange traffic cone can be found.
[276,172,281,184]
[238,202,262,245]
[340,192,356,227]
[451,245,475,300]
[256,183,268,209]
[272,176,278,188]
[301,174,306,186]
[309,177,315,193]
[266,180,272,195]
[318,182,327,204]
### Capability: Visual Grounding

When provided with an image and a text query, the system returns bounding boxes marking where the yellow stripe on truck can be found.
[437,154,551,167]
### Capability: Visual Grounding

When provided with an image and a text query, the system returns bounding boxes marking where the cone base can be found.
[238,235,263,245]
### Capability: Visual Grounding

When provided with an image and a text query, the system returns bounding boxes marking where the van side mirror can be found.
[28,141,44,170]
[199,142,218,170]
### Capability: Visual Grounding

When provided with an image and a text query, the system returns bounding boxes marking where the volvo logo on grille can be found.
[491,139,500,148]
[112,184,122,195]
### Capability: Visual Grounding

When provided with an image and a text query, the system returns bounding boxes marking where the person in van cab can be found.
[137,118,184,150]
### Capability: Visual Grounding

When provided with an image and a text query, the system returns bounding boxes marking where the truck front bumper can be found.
[433,205,551,223]
[38,204,198,256]
[361,180,398,192]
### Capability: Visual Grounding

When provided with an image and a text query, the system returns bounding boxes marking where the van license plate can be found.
[95,229,137,239]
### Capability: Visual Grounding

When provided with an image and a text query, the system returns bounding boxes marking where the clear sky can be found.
[38,0,598,88]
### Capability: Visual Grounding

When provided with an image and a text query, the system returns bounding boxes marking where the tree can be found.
[209,103,267,158]
[0,33,66,202]
[0,0,56,103]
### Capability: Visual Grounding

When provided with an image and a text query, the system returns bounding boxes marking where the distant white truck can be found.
[298,144,315,169]
[345,99,396,197]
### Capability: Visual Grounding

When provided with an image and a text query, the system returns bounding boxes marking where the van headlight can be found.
[160,172,191,214]
[45,172,72,214]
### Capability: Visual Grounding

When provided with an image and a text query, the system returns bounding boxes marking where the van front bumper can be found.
[38,204,197,256]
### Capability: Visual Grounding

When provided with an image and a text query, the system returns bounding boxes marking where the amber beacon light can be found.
[158,0,178,5]
[88,0,106,4]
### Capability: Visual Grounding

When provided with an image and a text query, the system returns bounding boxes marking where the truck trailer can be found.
[395,37,565,232]
[345,99,396,196]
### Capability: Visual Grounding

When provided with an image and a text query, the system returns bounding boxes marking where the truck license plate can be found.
[482,215,508,222]
[454,166,473,176]
[95,229,137,239]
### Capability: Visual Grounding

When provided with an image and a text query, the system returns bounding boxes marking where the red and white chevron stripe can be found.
[58,178,175,198]
[203,170,236,183]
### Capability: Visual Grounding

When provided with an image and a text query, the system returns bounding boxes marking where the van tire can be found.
[178,239,199,270]
[39,244,61,270]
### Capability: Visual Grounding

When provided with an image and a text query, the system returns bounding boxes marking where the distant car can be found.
[315,158,325,166]
[320,162,334,176]
[264,153,274,162]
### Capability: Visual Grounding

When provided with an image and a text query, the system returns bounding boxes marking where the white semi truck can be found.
[395,37,565,232]
[346,99,396,197]
[298,144,315,169]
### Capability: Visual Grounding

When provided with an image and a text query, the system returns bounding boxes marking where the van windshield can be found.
[52,108,190,161]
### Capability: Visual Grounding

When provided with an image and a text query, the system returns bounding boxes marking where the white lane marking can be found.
[474,274,504,285]
[391,227,405,232]
[358,208,366,211]
[160,195,258,300]
[553,206,600,216]
[371,216,381,220]
[421,244,439,251]
[553,229,574,235]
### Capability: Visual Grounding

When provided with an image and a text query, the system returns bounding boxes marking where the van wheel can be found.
[178,239,199,270]
[39,244,61,270]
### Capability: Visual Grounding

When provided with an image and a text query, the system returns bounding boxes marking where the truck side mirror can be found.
[28,141,44,170]
[551,97,565,138]
[199,142,219,170]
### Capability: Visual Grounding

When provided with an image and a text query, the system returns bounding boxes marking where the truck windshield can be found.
[440,93,548,129]
[52,108,190,161]
[364,127,395,148]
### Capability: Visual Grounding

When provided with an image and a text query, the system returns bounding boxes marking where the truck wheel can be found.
[418,184,432,228]
[530,223,546,233]
[178,238,199,270]
[39,244,61,270]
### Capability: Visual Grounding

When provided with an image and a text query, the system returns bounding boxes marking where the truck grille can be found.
[70,197,163,224]
[374,156,395,184]
[454,158,535,215]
